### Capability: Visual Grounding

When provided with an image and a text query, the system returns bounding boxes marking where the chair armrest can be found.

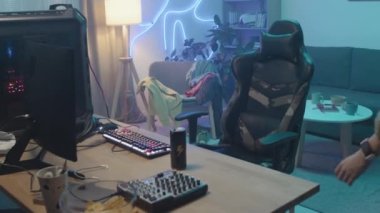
[258,131,298,148]
[195,140,230,151]
[180,95,197,103]
[175,111,208,144]
[175,111,208,121]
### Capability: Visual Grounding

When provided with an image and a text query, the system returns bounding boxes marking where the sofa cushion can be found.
[307,46,352,89]
[351,48,380,93]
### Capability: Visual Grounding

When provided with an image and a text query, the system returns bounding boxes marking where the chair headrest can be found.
[260,20,304,63]
[268,20,303,43]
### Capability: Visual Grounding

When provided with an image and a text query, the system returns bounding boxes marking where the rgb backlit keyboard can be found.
[102,127,171,158]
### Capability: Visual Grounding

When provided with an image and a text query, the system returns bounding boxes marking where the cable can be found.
[76,164,109,173]
[88,58,111,118]
[0,163,39,193]
[88,57,146,124]
[69,189,118,203]
[67,180,137,204]
[76,141,106,150]
[111,144,129,153]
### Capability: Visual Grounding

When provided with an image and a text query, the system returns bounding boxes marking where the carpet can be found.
[293,135,380,213]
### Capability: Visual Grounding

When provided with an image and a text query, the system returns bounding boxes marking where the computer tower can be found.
[0,5,93,139]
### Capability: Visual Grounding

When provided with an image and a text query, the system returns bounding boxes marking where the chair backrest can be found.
[149,61,194,94]
[221,20,314,173]
[147,61,218,138]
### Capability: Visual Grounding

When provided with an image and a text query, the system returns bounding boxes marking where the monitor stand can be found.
[0,125,51,175]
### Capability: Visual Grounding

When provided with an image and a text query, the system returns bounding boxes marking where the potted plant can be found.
[206,15,237,52]
[165,38,208,62]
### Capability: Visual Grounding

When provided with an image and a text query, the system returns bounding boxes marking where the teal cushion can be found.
[307,46,351,89]
[351,48,380,93]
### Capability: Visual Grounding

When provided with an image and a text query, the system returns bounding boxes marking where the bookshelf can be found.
[223,0,281,49]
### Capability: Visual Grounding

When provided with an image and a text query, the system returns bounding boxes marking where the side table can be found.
[296,100,373,166]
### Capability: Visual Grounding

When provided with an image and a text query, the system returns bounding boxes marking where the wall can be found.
[132,0,222,79]
[281,0,380,49]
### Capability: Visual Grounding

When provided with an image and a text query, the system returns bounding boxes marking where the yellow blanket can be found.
[137,77,183,126]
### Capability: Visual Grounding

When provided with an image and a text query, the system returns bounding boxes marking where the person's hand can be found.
[334,150,369,185]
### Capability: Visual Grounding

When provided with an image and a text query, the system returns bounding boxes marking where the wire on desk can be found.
[76,164,109,173]
[0,163,40,193]
[76,141,107,151]
[111,144,130,153]
[73,164,109,180]
[68,179,137,204]
[76,120,140,153]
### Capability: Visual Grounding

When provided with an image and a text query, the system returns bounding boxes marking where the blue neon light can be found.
[131,0,213,55]
[130,0,170,56]
[163,0,214,50]
[193,0,214,22]
[172,20,187,51]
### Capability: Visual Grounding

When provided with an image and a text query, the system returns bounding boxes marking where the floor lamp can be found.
[105,0,147,123]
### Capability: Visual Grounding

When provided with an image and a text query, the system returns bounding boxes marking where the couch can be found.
[306,46,380,144]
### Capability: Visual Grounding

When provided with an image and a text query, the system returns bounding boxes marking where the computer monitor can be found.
[0,6,94,174]
[25,41,77,160]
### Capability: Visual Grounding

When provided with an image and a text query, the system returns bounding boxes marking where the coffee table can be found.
[296,100,373,166]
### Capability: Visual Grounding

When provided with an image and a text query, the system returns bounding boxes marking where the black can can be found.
[170,127,186,170]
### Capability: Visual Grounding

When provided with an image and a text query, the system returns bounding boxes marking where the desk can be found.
[0,126,319,213]
[297,100,373,165]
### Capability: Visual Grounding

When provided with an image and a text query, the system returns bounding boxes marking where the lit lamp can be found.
[105,0,146,122]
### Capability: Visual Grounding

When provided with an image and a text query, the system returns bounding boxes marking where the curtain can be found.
[80,0,126,119]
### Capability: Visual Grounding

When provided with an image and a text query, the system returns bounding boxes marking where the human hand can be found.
[334,150,369,185]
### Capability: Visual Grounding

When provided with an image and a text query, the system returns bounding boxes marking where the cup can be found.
[170,127,187,170]
[36,166,67,213]
[330,95,346,106]
[343,102,358,115]
[311,92,323,104]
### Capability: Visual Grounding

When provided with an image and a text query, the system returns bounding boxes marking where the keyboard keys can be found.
[117,170,208,212]
[102,127,171,158]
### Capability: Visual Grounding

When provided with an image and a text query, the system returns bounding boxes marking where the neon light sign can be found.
[130,0,214,55]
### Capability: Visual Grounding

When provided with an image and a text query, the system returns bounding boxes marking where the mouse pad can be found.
[0,186,32,213]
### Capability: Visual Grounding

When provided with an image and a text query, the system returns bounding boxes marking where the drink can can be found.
[170,127,186,170]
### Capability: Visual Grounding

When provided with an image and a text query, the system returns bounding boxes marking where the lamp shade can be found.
[105,0,142,26]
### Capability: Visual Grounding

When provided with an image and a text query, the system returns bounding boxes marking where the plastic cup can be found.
[36,166,67,213]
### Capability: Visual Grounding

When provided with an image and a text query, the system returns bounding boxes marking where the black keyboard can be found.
[117,170,208,212]
[102,127,171,158]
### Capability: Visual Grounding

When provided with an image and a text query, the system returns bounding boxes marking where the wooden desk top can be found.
[0,126,319,213]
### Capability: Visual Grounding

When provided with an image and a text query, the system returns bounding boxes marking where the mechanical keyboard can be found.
[117,170,208,212]
[102,127,171,158]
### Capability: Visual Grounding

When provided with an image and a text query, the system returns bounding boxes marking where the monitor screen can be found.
[24,41,77,161]
[0,7,93,169]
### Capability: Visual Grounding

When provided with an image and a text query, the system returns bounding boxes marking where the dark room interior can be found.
[1,1,380,212]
